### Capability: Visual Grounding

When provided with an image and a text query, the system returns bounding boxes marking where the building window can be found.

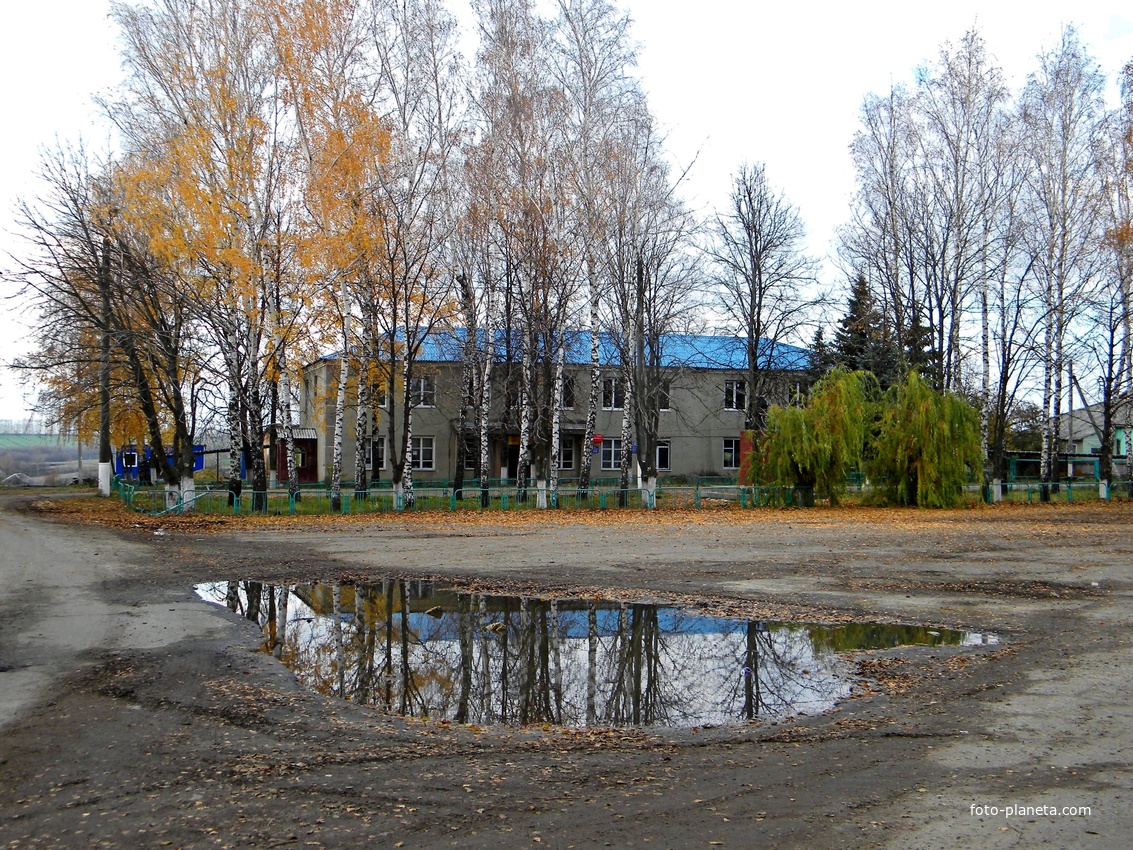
[463,434,478,471]
[602,376,625,410]
[371,381,389,409]
[658,380,671,411]
[656,441,671,471]
[724,380,746,411]
[722,438,741,470]
[559,438,575,470]
[601,438,622,470]
[366,436,386,471]
[562,374,576,410]
[411,436,435,470]
[410,375,436,407]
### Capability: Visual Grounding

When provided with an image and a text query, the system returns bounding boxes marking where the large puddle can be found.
[196,579,997,729]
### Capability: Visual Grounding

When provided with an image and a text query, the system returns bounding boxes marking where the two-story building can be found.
[297,331,809,486]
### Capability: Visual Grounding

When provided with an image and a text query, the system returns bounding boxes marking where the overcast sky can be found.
[2,0,1132,425]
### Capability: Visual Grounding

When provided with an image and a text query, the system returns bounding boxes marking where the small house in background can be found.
[263,426,319,487]
[115,444,207,482]
[1057,400,1131,478]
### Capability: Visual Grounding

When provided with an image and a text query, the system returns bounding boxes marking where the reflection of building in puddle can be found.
[196,581,996,729]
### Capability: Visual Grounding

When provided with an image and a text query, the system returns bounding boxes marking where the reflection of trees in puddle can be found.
[196,581,942,728]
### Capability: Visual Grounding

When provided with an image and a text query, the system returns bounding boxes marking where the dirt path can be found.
[1,496,1130,849]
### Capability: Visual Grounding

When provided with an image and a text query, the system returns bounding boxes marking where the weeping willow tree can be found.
[868,371,982,507]
[756,369,876,505]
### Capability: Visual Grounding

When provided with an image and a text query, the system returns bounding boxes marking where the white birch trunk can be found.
[226,332,243,499]
[980,245,991,494]
[354,377,369,499]
[332,583,345,698]
[479,595,492,722]
[549,599,563,723]
[549,339,565,504]
[280,363,299,500]
[1039,293,1054,490]
[579,279,601,494]
[618,367,635,493]
[479,348,494,504]
[586,602,597,725]
[516,346,533,500]
[331,276,351,510]
[274,585,289,659]
[401,354,414,508]
[330,354,349,511]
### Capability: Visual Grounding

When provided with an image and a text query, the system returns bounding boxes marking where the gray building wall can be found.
[299,357,803,485]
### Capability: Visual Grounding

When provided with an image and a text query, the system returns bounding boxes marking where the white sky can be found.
[2,1,1132,423]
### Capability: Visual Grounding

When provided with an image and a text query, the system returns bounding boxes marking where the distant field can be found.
[0,434,84,450]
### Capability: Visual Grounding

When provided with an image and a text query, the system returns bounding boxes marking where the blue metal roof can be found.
[322,329,809,371]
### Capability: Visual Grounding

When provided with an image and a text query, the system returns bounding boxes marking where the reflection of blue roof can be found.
[386,329,809,371]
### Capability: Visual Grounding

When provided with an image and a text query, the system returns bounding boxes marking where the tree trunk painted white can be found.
[536,478,547,509]
[180,475,196,513]
[643,474,656,508]
[98,463,112,499]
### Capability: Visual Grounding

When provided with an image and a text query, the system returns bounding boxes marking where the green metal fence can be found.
[120,476,1133,516]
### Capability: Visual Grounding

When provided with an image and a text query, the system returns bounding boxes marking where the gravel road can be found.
[1,495,1130,849]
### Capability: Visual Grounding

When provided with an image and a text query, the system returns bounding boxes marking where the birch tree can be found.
[709,163,818,431]
[1019,28,1105,496]
[367,0,464,508]
[553,0,640,494]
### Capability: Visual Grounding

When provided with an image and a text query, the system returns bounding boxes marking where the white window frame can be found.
[410,375,436,408]
[366,435,387,471]
[602,376,625,410]
[559,438,575,470]
[722,438,741,470]
[724,380,746,411]
[656,441,671,471]
[411,436,435,470]
[371,381,389,409]
[601,438,622,470]
[463,434,477,471]
[561,373,576,410]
